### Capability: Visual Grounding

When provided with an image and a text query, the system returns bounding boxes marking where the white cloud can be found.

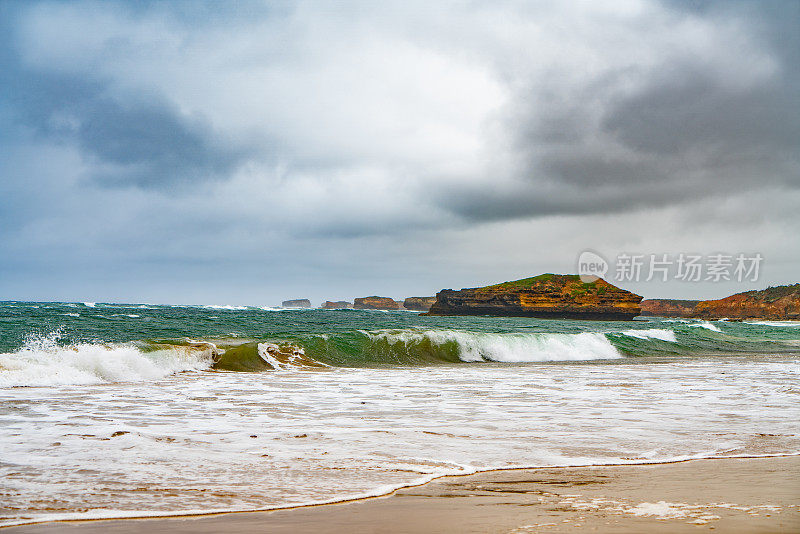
[2,0,797,303]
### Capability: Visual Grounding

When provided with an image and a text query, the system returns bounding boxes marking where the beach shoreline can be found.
[5,455,798,533]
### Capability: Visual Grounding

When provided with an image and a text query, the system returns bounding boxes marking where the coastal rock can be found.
[321,300,353,309]
[640,299,700,317]
[353,296,402,310]
[402,296,436,312]
[424,274,642,320]
[281,299,311,308]
[691,284,800,320]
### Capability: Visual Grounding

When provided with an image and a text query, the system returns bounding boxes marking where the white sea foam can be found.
[82,302,96,308]
[0,333,213,387]
[618,328,677,342]
[202,304,249,310]
[689,322,722,332]
[370,330,623,362]
[1,356,798,527]
[745,320,800,328]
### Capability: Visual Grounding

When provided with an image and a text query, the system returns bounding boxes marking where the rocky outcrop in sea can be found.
[321,301,353,309]
[282,299,311,308]
[353,296,402,310]
[691,284,800,320]
[402,296,436,312]
[424,274,642,320]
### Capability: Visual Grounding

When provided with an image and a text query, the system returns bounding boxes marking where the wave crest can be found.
[0,332,213,387]
[304,329,624,364]
[616,329,678,342]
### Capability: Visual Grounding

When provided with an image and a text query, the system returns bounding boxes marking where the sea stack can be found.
[321,300,353,309]
[424,274,642,320]
[353,296,402,310]
[691,284,800,320]
[281,299,311,308]
[402,296,436,312]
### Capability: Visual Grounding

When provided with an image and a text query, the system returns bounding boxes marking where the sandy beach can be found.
[5,456,798,534]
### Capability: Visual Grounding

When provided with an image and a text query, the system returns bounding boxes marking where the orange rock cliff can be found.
[423,274,642,320]
[691,284,800,320]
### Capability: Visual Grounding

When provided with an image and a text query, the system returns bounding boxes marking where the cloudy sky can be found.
[1,0,797,305]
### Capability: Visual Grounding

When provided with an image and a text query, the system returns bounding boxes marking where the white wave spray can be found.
[689,322,722,332]
[0,331,213,387]
[369,330,624,362]
[617,329,678,342]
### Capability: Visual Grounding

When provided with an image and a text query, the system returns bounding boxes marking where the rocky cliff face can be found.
[402,296,436,311]
[640,299,700,317]
[691,284,800,320]
[424,274,642,320]
[353,296,401,310]
[282,299,311,308]
[321,300,353,309]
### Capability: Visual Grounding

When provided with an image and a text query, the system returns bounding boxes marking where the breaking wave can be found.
[211,342,327,371]
[616,328,678,342]
[0,331,213,387]
[745,320,800,328]
[376,330,622,362]
[689,321,722,332]
[298,329,667,365]
[4,320,797,387]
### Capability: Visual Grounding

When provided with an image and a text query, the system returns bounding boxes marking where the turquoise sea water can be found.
[2,301,800,371]
[1,302,799,526]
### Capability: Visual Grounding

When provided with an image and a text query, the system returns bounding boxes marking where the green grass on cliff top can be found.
[739,283,800,302]
[482,273,585,290]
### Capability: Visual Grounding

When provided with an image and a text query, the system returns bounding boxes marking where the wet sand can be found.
[5,456,799,533]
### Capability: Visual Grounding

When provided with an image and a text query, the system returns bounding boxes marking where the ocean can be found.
[1,302,799,527]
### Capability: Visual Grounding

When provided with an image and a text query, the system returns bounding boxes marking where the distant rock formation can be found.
[353,296,402,310]
[691,284,800,320]
[424,274,642,320]
[321,300,353,309]
[403,296,436,312]
[282,299,311,308]
[640,299,700,317]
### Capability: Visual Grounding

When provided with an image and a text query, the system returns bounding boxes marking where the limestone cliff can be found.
[691,284,800,320]
[424,274,642,320]
[353,296,402,310]
[282,299,311,308]
[402,296,436,312]
[321,300,353,309]
[640,299,700,317]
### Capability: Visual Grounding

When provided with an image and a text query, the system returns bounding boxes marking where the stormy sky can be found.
[1,0,798,305]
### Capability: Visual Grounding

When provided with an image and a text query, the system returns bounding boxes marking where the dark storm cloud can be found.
[1,0,798,303]
[74,97,243,188]
[4,72,243,189]
[440,1,800,222]
[603,70,798,156]
[0,4,246,190]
